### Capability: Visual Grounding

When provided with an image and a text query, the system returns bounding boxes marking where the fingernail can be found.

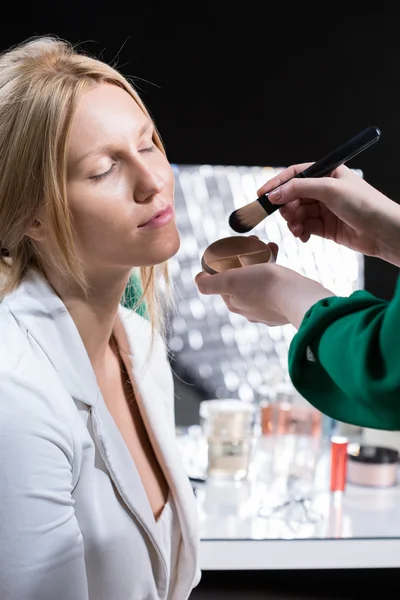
[269,187,282,202]
[292,225,301,236]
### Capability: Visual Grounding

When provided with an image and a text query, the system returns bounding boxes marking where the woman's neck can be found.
[47,268,132,371]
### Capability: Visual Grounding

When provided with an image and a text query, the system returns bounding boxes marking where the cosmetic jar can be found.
[257,382,322,437]
[347,443,399,488]
[274,383,322,437]
[201,235,274,275]
[199,399,256,480]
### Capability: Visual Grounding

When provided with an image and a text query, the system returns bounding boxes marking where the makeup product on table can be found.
[201,235,274,275]
[347,443,399,488]
[260,397,274,436]
[275,383,322,437]
[330,436,348,492]
[257,383,322,437]
[199,399,256,480]
[228,125,381,233]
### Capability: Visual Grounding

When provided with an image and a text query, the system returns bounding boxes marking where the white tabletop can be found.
[177,430,400,570]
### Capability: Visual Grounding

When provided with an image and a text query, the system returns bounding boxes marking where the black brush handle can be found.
[258,125,381,216]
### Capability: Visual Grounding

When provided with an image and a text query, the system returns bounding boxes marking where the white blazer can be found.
[0,270,201,600]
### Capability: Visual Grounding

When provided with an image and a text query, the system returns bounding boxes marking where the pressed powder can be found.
[201,236,274,275]
[347,444,399,488]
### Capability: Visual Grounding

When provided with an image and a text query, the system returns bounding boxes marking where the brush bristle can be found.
[228,200,268,233]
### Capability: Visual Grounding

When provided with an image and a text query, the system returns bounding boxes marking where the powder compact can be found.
[201,236,274,275]
[347,443,399,488]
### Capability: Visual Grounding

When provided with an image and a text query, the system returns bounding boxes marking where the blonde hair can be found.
[0,35,172,339]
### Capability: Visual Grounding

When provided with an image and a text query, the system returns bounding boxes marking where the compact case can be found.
[201,236,274,275]
[347,443,399,488]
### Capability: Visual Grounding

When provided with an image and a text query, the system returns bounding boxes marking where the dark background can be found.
[2,7,400,300]
[2,6,400,598]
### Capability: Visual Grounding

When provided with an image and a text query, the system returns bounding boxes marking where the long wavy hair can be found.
[0,35,173,339]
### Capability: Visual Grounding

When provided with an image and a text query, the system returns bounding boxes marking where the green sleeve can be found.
[288,277,400,430]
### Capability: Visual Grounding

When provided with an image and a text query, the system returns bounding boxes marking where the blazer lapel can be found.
[89,394,165,570]
[117,308,200,592]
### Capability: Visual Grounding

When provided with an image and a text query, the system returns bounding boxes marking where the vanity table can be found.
[177,430,400,571]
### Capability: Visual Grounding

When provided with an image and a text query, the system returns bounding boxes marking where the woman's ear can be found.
[25,219,46,243]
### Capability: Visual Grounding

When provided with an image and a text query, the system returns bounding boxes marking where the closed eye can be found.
[90,163,116,182]
[139,143,156,153]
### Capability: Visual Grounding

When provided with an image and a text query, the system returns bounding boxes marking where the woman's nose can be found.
[134,164,165,203]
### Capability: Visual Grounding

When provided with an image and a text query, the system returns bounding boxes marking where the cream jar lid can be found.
[348,443,399,464]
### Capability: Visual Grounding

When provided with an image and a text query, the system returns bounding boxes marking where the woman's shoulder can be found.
[0,300,27,373]
[0,302,79,446]
[0,367,77,467]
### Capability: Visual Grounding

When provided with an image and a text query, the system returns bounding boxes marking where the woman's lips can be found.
[139,206,174,229]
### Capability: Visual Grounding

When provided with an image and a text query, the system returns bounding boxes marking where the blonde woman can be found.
[0,36,200,599]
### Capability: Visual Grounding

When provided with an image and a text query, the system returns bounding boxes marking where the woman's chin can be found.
[134,231,181,267]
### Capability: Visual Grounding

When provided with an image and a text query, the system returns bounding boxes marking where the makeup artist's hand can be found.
[259,164,400,267]
[195,258,334,329]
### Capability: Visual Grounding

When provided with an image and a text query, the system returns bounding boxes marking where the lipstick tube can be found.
[330,436,348,492]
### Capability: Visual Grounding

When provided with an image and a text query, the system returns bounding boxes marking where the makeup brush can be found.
[228,125,381,234]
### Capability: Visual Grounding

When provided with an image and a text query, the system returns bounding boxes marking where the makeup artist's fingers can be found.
[257,163,313,197]
[299,231,311,243]
[221,294,238,313]
[195,271,235,296]
[280,200,321,225]
[258,163,353,200]
[249,235,279,261]
[280,197,327,239]
[195,271,212,286]
[267,241,279,261]
[268,176,343,208]
[287,217,326,241]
